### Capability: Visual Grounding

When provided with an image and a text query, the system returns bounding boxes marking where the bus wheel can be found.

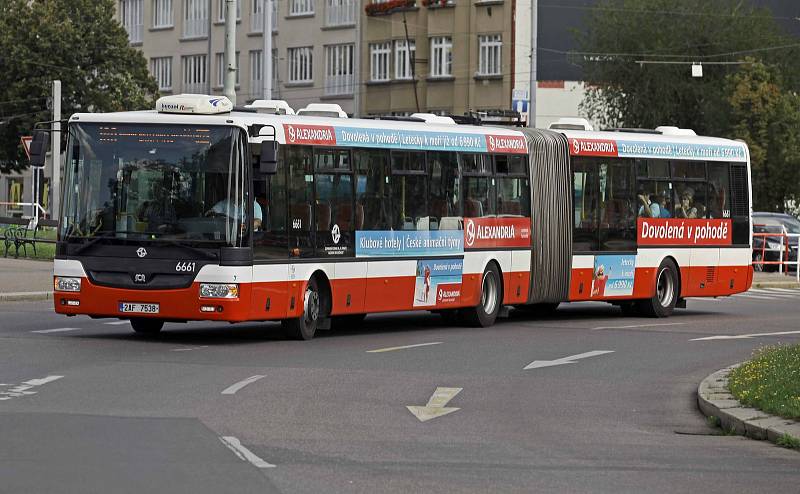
[640,259,679,318]
[464,264,502,327]
[282,277,322,340]
[130,318,164,334]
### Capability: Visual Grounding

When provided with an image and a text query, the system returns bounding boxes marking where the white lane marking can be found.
[746,289,796,298]
[760,288,800,293]
[407,387,462,422]
[366,342,443,353]
[104,320,130,325]
[171,346,209,352]
[31,328,80,334]
[591,322,686,331]
[221,375,266,395]
[219,436,276,468]
[0,375,63,401]
[524,350,615,370]
[691,330,800,341]
[733,294,774,300]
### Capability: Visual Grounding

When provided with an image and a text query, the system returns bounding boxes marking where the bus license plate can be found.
[119,302,160,314]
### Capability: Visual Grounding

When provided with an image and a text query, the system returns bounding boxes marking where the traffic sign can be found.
[20,136,33,160]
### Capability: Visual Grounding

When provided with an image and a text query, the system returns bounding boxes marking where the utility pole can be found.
[52,80,61,220]
[223,0,237,102]
[353,5,361,117]
[263,0,272,99]
[527,0,537,127]
[207,0,213,94]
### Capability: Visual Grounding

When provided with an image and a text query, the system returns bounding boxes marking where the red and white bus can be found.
[52,95,753,338]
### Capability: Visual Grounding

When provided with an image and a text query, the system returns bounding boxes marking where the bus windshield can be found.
[61,123,248,249]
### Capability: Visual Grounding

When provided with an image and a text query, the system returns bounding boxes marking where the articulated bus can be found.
[52,94,753,339]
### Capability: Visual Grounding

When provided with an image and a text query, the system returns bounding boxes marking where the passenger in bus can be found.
[637,192,661,218]
[675,188,700,219]
[655,192,671,218]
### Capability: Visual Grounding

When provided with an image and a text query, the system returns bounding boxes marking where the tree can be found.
[577,0,800,135]
[727,61,800,212]
[0,0,158,173]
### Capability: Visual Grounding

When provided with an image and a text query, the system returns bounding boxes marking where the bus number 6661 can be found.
[175,261,196,272]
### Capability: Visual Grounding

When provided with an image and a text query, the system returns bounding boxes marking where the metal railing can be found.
[752,225,800,281]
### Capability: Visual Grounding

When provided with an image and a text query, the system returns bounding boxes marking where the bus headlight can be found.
[54,277,81,292]
[199,283,239,299]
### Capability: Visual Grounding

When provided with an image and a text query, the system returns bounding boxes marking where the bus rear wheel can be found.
[282,277,323,340]
[130,318,164,334]
[639,259,679,318]
[463,263,503,327]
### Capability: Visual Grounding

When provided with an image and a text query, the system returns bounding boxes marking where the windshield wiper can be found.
[155,239,219,260]
[70,234,115,255]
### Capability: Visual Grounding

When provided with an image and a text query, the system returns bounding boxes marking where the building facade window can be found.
[288,46,314,83]
[251,0,278,32]
[325,0,355,26]
[478,34,502,76]
[250,49,263,98]
[152,0,173,28]
[394,39,415,80]
[183,0,209,38]
[151,57,173,91]
[182,54,207,93]
[370,42,391,82]
[217,0,241,21]
[324,44,354,95]
[430,36,452,77]
[120,0,143,43]
[289,0,314,15]
[216,51,240,87]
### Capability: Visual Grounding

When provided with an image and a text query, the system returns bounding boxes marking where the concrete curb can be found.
[698,365,800,447]
[752,281,800,289]
[0,291,52,302]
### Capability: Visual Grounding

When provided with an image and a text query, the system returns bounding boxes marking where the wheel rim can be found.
[656,267,674,308]
[480,271,498,315]
[303,287,319,324]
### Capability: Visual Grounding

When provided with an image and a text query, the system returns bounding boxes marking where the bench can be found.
[2,224,39,258]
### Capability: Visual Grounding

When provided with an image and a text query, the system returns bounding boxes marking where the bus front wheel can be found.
[282,277,323,340]
[130,318,164,334]
[464,263,503,327]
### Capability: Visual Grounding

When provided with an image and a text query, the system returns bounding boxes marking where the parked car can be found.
[752,212,800,272]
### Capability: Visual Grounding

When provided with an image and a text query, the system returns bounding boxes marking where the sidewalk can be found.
[752,271,800,289]
[0,257,53,301]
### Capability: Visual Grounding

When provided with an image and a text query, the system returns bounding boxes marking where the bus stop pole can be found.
[52,80,61,221]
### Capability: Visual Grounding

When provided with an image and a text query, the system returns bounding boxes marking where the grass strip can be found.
[728,344,800,421]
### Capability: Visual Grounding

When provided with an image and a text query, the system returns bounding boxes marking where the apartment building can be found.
[360,0,515,116]
[117,0,358,112]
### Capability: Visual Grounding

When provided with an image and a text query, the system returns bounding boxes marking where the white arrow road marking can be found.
[691,330,800,341]
[591,322,685,331]
[0,375,63,401]
[407,387,462,422]
[221,375,266,395]
[219,436,276,468]
[524,350,615,370]
[31,328,80,334]
[367,342,443,353]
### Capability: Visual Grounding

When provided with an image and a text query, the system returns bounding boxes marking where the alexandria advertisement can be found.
[463,217,532,249]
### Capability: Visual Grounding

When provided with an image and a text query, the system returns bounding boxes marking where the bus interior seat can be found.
[499,199,521,215]
[464,199,483,218]
[439,216,462,231]
[316,201,332,232]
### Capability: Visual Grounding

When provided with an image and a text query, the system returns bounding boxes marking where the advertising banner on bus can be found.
[637,218,733,246]
[591,255,636,298]
[355,230,463,257]
[413,259,463,307]
[568,138,747,162]
[284,124,528,154]
[463,217,532,249]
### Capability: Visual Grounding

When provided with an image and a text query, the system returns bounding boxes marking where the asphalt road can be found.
[1,289,799,493]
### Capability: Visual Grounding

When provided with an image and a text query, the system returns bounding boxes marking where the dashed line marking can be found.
[222,375,266,395]
[734,294,774,300]
[366,342,443,353]
[0,375,63,401]
[219,436,275,468]
[104,321,130,326]
[171,346,209,352]
[31,328,80,334]
[590,322,686,331]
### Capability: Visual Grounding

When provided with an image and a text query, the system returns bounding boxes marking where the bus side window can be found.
[355,149,391,230]
[573,158,600,252]
[254,146,288,259]
[287,145,314,257]
[495,154,529,217]
[461,153,494,218]
[707,163,730,219]
[427,151,460,230]
[391,151,427,231]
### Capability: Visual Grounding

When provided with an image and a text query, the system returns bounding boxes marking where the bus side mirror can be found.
[29,131,50,168]
[259,140,278,174]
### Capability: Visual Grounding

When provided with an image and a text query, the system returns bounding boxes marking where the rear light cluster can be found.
[199,283,239,299]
